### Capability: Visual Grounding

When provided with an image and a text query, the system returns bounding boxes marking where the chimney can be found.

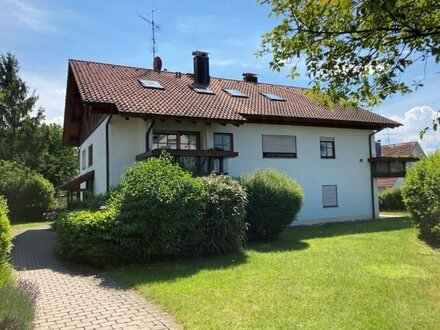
[192,51,210,85]
[375,141,382,157]
[243,72,258,83]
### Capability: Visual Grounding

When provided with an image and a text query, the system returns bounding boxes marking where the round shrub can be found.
[201,174,247,255]
[113,154,207,261]
[379,187,405,211]
[402,151,440,243]
[241,169,304,241]
[0,196,12,265]
[56,208,118,266]
[0,160,55,222]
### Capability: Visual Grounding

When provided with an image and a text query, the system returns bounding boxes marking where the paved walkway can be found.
[11,227,181,330]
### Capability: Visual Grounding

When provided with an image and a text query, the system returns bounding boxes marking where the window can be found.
[139,79,164,89]
[320,137,335,159]
[88,144,93,167]
[81,149,86,170]
[190,85,215,95]
[214,133,233,151]
[223,88,248,98]
[152,131,198,150]
[262,135,296,158]
[260,92,285,101]
[322,185,338,207]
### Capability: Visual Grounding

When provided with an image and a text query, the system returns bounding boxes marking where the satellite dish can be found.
[153,56,162,72]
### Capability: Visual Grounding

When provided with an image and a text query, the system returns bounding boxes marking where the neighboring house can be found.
[377,141,426,192]
[61,51,402,225]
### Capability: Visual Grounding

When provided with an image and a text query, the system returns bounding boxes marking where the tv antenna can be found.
[139,9,159,61]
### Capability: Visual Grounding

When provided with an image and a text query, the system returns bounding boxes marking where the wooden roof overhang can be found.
[60,170,95,191]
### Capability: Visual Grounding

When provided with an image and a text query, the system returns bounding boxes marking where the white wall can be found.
[85,117,378,223]
[79,116,108,195]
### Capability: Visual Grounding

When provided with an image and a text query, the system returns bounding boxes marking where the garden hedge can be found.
[402,151,440,244]
[241,169,303,241]
[0,196,11,265]
[379,187,405,211]
[0,160,55,222]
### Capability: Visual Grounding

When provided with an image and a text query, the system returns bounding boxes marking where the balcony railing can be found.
[369,156,419,178]
[136,149,239,176]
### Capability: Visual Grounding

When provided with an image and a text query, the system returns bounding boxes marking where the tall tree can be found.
[0,53,77,187]
[0,52,44,160]
[258,0,440,108]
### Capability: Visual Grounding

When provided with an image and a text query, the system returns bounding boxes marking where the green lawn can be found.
[112,218,440,329]
[11,221,52,233]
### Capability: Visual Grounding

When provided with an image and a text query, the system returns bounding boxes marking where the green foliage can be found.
[379,187,406,211]
[258,0,440,108]
[56,209,118,266]
[0,160,56,222]
[241,169,303,241]
[0,53,77,187]
[402,151,440,243]
[201,174,247,255]
[0,196,11,265]
[114,155,207,261]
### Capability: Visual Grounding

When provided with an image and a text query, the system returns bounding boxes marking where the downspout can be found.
[105,107,114,192]
[368,128,385,219]
[145,119,155,151]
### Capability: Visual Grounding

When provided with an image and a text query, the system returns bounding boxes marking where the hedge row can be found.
[402,151,440,244]
[0,196,12,265]
[56,155,304,266]
[379,187,405,211]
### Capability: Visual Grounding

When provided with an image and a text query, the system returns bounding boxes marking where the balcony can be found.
[369,156,419,178]
[136,149,239,176]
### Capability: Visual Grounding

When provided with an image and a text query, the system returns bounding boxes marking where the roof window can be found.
[190,85,215,95]
[260,92,285,101]
[139,79,164,90]
[223,88,248,98]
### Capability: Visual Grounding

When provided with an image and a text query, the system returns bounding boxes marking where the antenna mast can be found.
[139,9,159,61]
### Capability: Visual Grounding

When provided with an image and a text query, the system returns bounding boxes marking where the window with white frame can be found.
[262,135,297,158]
[322,185,338,207]
[81,149,86,170]
[320,137,335,159]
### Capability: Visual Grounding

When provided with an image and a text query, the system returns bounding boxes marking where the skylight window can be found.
[223,88,248,98]
[139,79,164,90]
[190,85,215,95]
[260,92,285,101]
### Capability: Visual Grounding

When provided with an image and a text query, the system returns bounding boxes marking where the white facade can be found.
[79,115,380,224]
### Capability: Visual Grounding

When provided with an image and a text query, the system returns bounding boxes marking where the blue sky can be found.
[1,0,439,151]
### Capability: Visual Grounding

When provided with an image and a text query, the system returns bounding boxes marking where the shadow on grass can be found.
[111,251,249,286]
[289,217,413,241]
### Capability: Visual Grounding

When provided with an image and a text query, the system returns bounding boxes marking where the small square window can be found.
[214,133,233,151]
[322,185,338,207]
[320,137,335,159]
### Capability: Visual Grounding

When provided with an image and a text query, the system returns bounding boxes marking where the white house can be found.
[62,51,403,225]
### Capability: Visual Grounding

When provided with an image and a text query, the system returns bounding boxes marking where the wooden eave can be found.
[59,170,95,191]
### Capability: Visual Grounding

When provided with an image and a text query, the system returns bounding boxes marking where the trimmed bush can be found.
[56,209,118,266]
[0,160,55,222]
[241,169,303,241]
[201,174,247,255]
[402,151,440,244]
[379,187,405,211]
[0,196,11,265]
[112,154,207,261]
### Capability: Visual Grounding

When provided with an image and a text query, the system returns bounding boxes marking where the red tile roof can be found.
[67,59,400,128]
[381,142,417,157]
[377,178,398,189]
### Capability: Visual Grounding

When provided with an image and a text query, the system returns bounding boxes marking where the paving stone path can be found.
[12,227,181,330]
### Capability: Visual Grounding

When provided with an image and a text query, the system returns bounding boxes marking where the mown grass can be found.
[112,217,440,329]
[11,221,52,233]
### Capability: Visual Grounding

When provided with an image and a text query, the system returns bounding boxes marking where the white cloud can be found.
[2,0,77,33]
[377,106,440,154]
[21,71,66,122]
[211,59,236,66]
